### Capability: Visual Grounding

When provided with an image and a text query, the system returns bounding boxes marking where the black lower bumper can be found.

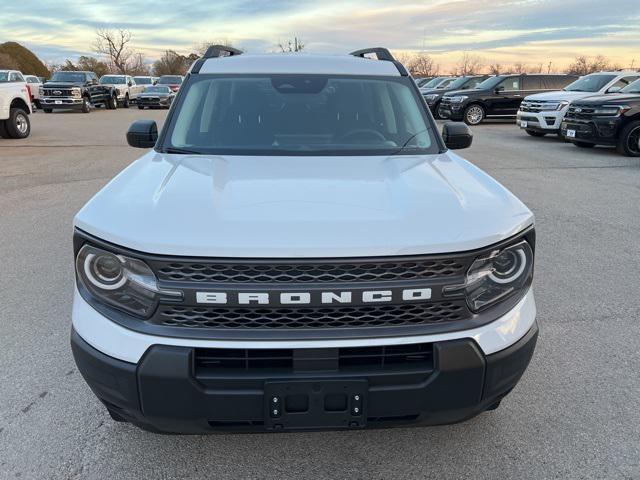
[71,325,538,434]
[561,119,620,146]
[438,105,464,121]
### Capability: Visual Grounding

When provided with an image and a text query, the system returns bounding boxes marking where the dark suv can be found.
[421,75,489,118]
[561,79,640,156]
[440,74,578,125]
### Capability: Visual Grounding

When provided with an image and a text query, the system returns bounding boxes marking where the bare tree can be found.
[407,53,439,77]
[513,62,528,74]
[95,28,133,74]
[127,53,150,76]
[566,55,613,75]
[76,56,110,77]
[488,63,502,75]
[278,37,305,52]
[454,52,483,75]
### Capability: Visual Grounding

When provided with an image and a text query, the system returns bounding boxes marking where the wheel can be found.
[5,108,30,138]
[0,120,9,138]
[81,97,91,113]
[432,102,442,119]
[34,100,41,109]
[572,141,595,149]
[138,105,144,110]
[122,94,130,108]
[616,120,640,157]
[525,129,546,137]
[463,104,485,125]
[107,95,117,110]
[43,108,52,113]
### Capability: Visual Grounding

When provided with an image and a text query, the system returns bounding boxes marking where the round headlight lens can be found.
[488,248,526,284]
[84,252,126,290]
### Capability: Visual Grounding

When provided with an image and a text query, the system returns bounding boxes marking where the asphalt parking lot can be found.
[1,108,639,480]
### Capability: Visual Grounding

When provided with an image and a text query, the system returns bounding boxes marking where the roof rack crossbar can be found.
[203,45,243,59]
[349,47,396,62]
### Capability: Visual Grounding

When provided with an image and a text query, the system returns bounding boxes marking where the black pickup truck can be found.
[561,80,640,156]
[41,71,117,113]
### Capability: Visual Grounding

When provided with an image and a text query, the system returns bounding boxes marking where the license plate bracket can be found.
[264,379,367,431]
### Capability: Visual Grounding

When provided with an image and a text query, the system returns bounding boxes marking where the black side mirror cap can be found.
[494,86,504,94]
[127,120,158,148]
[442,122,473,150]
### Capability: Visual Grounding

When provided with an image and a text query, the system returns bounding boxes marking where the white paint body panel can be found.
[73,287,537,364]
[74,151,533,258]
[195,54,401,76]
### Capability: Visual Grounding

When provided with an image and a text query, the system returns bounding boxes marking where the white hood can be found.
[524,90,601,102]
[74,151,533,258]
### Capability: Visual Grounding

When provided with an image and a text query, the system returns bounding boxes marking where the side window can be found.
[9,72,19,82]
[552,76,573,89]
[499,77,520,91]
[522,76,542,90]
[610,77,636,90]
[465,77,485,89]
[128,76,135,85]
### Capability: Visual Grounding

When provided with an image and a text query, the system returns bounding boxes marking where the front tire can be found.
[43,108,52,113]
[525,129,546,137]
[0,120,9,138]
[572,141,595,149]
[138,105,144,110]
[5,108,30,138]
[107,95,117,110]
[616,120,640,157]
[81,97,91,113]
[122,94,130,108]
[463,104,485,125]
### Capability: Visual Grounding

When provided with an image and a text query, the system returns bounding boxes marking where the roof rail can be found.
[203,45,243,59]
[191,45,243,74]
[349,47,395,62]
[349,47,408,76]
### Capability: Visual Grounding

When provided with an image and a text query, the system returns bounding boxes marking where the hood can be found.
[571,93,640,105]
[74,152,533,258]
[43,81,84,88]
[139,91,170,97]
[443,89,475,97]
[524,90,604,102]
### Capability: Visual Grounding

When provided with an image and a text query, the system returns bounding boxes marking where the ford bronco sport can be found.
[71,46,538,433]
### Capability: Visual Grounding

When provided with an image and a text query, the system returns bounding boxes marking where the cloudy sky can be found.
[2,0,639,70]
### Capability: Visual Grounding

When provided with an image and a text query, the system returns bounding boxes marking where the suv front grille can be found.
[565,104,596,120]
[155,301,468,329]
[520,100,560,112]
[155,259,466,283]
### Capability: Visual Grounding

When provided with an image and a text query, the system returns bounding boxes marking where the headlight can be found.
[71,88,81,98]
[423,94,438,103]
[449,96,468,103]
[554,101,569,111]
[39,87,44,96]
[76,244,181,317]
[444,240,533,312]
[593,105,628,116]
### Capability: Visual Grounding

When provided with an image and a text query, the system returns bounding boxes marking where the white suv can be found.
[517,71,640,136]
[71,46,538,434]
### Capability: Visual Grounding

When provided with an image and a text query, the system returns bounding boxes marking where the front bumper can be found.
[71,288,537,433]
[517,110,564,132]
[438,103,464,121]
[560,117,622,146]
[41,97,84,109]
[72,322,538,433]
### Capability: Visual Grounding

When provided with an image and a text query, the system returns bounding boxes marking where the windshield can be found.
[443,77,470,90]
[145,86,171,93]
[474,76,506,90]
[100,76,125,84]
[158,76,182,84]
[621,79,640,94]
[163,74,437,156]
[436,78,457,89]
[134,77,153,84]
[422,77,447,89]
[564,74,616,92]
[50,72,86,83]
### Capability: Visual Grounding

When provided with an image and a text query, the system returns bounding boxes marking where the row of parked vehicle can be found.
[417,71,640,157]
[0,69,185,138]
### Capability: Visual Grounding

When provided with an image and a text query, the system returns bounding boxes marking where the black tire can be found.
[463,104,485,125]
[138,105,144,110]
[0,120,9,138]
[525,129,546,137]
[5,108,30,139]
[107,95,117,110]
[43,108,52,113]
[572,141,595,149]
[432,102,442,120]
[122,94,130,108]
[616,120,640,157]
[34,100,41,109]
[81,97,91,113]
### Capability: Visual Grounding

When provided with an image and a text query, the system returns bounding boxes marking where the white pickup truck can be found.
[99,74,145,108]
[0,70,32,139]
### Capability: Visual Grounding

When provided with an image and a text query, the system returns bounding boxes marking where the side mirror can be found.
[128,81,133,87]
[127,120,158,148]
[494,86,505,94]
[442,122,473,150]
[607,86,621,94]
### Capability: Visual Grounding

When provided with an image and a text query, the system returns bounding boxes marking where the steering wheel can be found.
[339,129,387,142]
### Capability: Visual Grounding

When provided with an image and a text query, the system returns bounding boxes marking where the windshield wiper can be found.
[160,146,202,155]
[387,129,430,156]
